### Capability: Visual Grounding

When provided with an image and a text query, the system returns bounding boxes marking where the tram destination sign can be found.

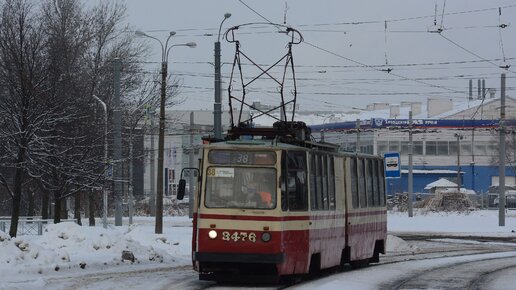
[208,150,276,165]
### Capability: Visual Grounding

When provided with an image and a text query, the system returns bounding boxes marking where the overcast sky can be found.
[122,0,516,112]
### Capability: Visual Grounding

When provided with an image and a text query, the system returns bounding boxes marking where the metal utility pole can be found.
[189,112,195,218]
[499,73,506,227]
[92,95,108,229]
[356,119,361,153]
[455,133,463,193]
[128,128,134,225]
[155,60,167,234]
[214,13,231,140]
[113,58,123,226]
[471,128,475,191]
[408,111,413,217]
[148,110,156,216]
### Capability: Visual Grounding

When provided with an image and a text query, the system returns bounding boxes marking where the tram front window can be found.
[205,167,276,209]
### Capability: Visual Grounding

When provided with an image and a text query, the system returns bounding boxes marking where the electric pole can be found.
[356,119,361,153]
[499,73,506,227]
[214,13,231,140]
[408,111,413,217]
[189,112,195,218]
[148,109,156,216]
[113,58,123,226]
[455,133,463,193]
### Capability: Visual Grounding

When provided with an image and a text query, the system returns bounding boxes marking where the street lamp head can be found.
[134,30,147,37]
[218,13,232,42]
[169,31,177,36]
[186,42,197,48]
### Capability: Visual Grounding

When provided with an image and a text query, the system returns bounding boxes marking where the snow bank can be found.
[388,210,516,236]
[386,235,418,252]
[0,218,192,278]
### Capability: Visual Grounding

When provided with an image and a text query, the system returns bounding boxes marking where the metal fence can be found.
[0,216,77,236]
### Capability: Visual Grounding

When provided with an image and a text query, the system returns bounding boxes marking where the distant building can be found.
[311,96,516,195]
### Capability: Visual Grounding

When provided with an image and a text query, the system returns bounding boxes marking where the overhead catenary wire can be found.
[438,33,515,74]
[440,0,447,29]
[130,3,516,38]
[135,1,516,113]
[384,20,389,66]
[235,0,471,95]
[498,7,507,63]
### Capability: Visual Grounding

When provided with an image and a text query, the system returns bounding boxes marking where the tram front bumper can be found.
[194,252,285,264]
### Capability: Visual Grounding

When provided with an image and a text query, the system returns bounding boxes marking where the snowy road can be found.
[11,236,514,290]
[292,237,516,290]
[387,255,516,289]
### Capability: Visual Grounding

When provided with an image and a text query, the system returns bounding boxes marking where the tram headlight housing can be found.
[261,232,271,242]
[208,230,218,239]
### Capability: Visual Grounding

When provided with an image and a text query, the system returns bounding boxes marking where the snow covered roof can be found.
[401,169,458,174]
[252,96,515,128]
[440,187,476,195]
[431,97,504,119]
[424,178,458,190]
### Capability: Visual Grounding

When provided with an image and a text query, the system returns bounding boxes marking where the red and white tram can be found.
[178,123,387,282]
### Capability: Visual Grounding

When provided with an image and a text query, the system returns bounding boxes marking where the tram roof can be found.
[204,138,382,159]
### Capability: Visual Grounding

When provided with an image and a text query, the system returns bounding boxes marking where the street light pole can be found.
[136,30,196,234]
[499,73,506,227]
[92,95,108,229]
[214,13,231,140]
[145,107,156,216]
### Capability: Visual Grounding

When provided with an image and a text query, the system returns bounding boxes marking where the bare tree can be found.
[0,0,186,232]
[38,0,151,223]
[0,0,50,237]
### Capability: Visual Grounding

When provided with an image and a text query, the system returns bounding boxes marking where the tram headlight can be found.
[208,230,218,239]
[261,232,271,242]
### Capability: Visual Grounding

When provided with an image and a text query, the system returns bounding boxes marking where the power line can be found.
[134,3,516,35]
[295,4,516,27]
[301,40,465,93]
[235,1,490,95]
[237,0,275,24]
[439,33,515,73]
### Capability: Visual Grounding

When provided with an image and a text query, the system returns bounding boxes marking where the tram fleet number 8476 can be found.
[177,140,387,283]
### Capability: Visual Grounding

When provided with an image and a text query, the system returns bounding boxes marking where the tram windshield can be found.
[205,166,277,209]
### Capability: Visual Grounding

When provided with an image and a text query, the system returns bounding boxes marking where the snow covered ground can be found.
[0,210,515,289]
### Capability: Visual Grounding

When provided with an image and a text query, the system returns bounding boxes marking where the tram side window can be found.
[322,155,329,210]
[366,159,373,207]
[372,159,379,206]
[309,153,336,211]
[350,157,359,208]
[358,158,367,208]
[316,155,324,209]
[281,153,288,211]
[379,160,386,206]
[282,151,308,211]
[310,154,317,210]
[328,157,335,209]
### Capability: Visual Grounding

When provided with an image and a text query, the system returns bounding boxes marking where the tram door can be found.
[280,150,309,274]
[281,151,308,211]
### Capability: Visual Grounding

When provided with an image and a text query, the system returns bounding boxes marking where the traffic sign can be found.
[383,152,401,178]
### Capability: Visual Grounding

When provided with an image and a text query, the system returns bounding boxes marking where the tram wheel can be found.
[350,258,370,269]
